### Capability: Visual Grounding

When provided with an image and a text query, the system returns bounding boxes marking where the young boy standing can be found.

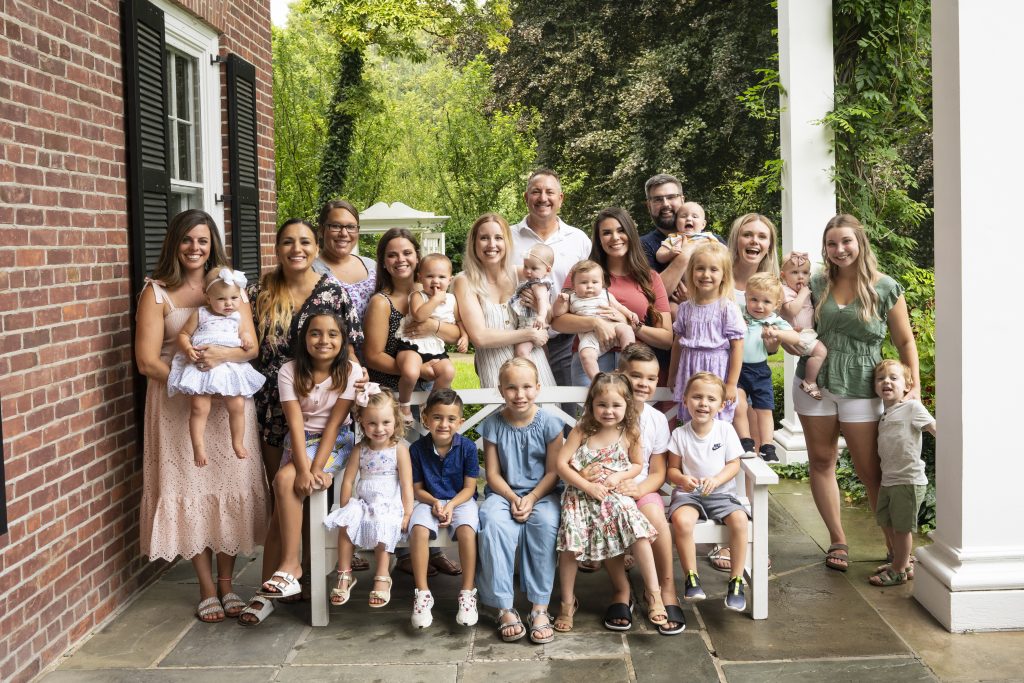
[408,389,481,627]
[870,360,936,587]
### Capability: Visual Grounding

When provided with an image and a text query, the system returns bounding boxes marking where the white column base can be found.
[773,418,807,464]
[914,538,1024,632]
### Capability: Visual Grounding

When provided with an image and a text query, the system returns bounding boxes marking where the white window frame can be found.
[152,0,225,235]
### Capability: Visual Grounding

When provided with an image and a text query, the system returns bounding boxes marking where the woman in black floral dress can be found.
[240,219,363,626]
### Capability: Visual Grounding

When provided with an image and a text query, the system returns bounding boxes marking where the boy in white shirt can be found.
[666,372,749,612]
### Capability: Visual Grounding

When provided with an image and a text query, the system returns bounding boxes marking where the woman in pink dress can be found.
[135,210,269,623]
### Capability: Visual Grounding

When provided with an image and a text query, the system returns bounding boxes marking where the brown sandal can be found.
[553,597,579,632]
[825,543,850,572]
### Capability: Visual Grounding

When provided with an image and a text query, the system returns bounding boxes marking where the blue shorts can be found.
[280,426,354,475]
[410,500,480,539]
[738,361,774,410]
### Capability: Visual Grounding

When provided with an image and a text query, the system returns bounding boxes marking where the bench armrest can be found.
[741,457,780,487]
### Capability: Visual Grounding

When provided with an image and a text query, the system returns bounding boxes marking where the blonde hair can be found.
[684,371,726,399]
[727,213,780,276]
[684,242,735,303]
[524,243,554,270]
[461,213,517,303]
[497,357,539,386]
[569,259,602,283]
[355,387,404,445]
[873,359,914,390]
[254,219,318,345]
[576,373,640,444]
[746,272,784,308]
[817,214,882,324]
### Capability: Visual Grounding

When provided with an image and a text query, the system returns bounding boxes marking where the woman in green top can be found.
[794,214,920,572]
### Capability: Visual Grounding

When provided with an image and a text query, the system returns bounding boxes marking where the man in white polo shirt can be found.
[509,169,592,389]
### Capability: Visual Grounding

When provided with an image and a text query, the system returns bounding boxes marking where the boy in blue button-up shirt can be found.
[408,389,481,629]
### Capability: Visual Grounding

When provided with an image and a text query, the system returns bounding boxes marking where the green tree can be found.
[478,0,780,234]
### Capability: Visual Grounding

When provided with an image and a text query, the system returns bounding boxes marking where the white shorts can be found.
[577,331,603,354]
[796,328,820,356]
[792,374,882,423]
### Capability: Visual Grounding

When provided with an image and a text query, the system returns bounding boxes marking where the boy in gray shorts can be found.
[870,360,936,587]
[666,372,750,612]
[408,389,481,627]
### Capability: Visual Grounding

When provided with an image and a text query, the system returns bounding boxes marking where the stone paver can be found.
[38,479,1023,682]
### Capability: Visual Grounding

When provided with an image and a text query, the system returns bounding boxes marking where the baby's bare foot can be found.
[233,444,249,460]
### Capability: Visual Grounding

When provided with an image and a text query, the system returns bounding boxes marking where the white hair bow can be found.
[207,268,250,302]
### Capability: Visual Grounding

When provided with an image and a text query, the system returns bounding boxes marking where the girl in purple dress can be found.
[667,242,745,422]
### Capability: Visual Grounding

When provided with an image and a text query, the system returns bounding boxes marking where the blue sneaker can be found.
[683,571,706,602]
[725,577,746,612]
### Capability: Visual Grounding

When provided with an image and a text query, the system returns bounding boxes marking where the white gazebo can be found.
[773,0,1024,633]
[359,201,450,255]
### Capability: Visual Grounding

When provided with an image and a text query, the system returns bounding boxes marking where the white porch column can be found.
[773,0,837,464]
[914,0,1024,632]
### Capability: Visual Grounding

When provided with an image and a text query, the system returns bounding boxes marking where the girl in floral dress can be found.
[555,373,667,630]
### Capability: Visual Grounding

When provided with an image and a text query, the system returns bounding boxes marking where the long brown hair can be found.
[374,227,421,294]
[150,210,229,289]
[576,372,640,444]
[590,207,661,327]
[292,313,352,398]
[816,214,882,324]
[254,219,318,345]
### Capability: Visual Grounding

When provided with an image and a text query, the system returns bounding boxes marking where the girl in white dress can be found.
[167,268,265,466]
[324,387,413,608]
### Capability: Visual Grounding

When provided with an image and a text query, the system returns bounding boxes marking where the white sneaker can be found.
[456,588,479,626]
[411,589,434,628]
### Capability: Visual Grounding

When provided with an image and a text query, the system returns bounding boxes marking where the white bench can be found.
[308,386,777,626]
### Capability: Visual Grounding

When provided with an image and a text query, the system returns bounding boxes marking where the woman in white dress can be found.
[454,213,555,388]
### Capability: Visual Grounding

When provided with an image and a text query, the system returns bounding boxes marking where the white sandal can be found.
[330,569,357,606]
[368,575,393,608]
[238,596,274,627]
[257,570,301,599]
[399,403,415,427]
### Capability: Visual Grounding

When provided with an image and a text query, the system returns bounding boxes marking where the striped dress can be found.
[474,300,556,388]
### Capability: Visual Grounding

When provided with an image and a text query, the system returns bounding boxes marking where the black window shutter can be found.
[122,0,171,295]
[227,54,261,277]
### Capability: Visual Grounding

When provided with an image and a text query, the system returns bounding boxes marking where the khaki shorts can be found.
[876,484,927,533]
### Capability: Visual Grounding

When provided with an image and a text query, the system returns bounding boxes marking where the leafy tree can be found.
[478,0,780,234]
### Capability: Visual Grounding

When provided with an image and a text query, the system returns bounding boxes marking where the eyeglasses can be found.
[647,193,683,205]
[324,223,359,234]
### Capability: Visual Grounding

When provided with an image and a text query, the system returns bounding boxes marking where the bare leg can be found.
[841,420,882,511]
[271,462,304,581]
[396,350,422,421]
[630,538,664,623]
[431,359,456,391]
[260,441,283,583]
[604,555,631,626]
[614,323,636,349]
[514,340,535,358]
[670,506,700,572]
[337,528,354,574]
[369,546,392,606]
[753,408,774,452]
[192,548,217,601]
[455,525,476,591]
[798,414,846,547]
[723,511,748,580]
[580,348,600,380]
[189,394,212,466]
[733,389,751,439]
[639,501,677,607]
[557,551,578,611]
[224,395,249,459]
[803,342,828,386]
[890,529,913,573]
[410,525,431,592]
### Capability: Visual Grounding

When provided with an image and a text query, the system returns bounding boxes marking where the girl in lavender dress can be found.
[667,242,746,422]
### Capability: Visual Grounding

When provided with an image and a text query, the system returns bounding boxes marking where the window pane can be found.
[177,121,192,182]
[175,54,190,122]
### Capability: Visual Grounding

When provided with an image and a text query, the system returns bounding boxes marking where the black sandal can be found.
[603,601,633,632]
[658,604,687,635]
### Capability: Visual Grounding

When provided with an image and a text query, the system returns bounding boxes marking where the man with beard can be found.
[509,169,592,391]
[640,174,692,309]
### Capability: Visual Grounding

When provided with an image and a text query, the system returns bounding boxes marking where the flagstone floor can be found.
[38,479,1024,682]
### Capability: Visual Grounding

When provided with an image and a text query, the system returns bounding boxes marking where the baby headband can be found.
[356,382,381,407]
[207,268,249,302]
[525,248,554,269]
[783,251,810,267]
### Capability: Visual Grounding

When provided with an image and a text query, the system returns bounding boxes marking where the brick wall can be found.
[0,1,275,681]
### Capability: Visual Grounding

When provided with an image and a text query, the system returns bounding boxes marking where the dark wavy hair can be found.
[292,312,352,398]
[590,207,662,327]
[374,227,421,294]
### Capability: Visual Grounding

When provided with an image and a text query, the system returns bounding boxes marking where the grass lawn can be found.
[452,355,480,390]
